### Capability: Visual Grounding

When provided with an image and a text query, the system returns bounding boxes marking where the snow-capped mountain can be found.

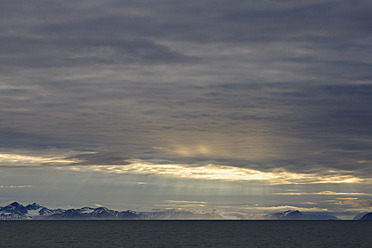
[0,202,28,219]
[49,206,140,219]
[0,202,62,219]
[267,210,339,220]
[0,202,224,220]
[0,202,140,220]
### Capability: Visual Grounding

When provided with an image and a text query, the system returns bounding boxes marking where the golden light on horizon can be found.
[66,160,367,185]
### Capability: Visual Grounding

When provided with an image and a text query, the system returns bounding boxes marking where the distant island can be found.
[1,202,370,220]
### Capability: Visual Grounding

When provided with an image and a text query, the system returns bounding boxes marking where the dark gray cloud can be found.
[0,128,68,149]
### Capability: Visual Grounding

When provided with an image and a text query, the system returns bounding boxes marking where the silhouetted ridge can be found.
[356,212,372,220]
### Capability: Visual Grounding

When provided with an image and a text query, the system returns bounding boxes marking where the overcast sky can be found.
[1,0,372,219]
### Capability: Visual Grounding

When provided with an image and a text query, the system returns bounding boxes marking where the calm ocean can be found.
[0,220,371,247]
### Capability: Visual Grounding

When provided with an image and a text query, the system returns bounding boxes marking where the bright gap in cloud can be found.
[67,160,366,185]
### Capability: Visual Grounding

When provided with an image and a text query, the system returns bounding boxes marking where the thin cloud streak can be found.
[0,185,32,188]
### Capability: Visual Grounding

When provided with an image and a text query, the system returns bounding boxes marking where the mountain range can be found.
[1,202,371,220]
[0,202,221,220]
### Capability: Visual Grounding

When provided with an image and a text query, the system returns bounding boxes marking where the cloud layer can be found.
[1,0,372,215]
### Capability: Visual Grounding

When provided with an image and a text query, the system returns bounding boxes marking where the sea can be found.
[1,220,371,248]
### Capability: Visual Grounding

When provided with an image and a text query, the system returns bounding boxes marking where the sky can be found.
[1,0,372,219]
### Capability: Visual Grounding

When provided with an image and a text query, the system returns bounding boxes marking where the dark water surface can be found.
[1,220,371,248]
